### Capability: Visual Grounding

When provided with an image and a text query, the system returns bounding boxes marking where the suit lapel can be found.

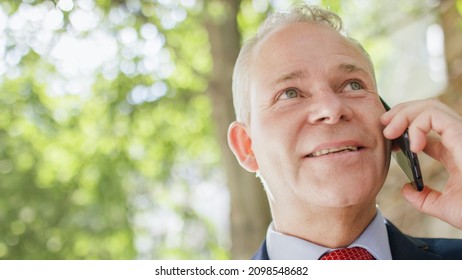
[252,240,269,260]
[385,221,443,260]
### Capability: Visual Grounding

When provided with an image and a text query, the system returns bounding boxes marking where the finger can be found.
[382,117,409,140]
[382,100,430,140]
[380,100,419,125]
[401,184,462,229]
[414,133,457,175]
[401,183,442,218]
[381,99,432,121]
[408,106,462,156]
[382,99,459,141]
[421,135,444,162]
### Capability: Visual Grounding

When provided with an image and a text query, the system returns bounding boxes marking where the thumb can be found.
[401,183,442,217]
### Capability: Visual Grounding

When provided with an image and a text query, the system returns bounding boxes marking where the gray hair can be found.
[231,3,375,124]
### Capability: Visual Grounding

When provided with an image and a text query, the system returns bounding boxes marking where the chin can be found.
[299,180,380,208]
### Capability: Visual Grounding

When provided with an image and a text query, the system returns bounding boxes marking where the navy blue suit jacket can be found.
[252,221,462,260]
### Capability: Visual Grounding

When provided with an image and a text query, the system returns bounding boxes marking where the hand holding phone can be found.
[380,97,424,191]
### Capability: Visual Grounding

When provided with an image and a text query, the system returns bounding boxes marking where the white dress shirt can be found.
[266,208,392,260]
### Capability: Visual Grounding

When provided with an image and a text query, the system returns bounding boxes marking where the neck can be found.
[272,203,377,248]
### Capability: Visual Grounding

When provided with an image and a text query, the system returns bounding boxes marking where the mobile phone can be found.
[380,97,424,191]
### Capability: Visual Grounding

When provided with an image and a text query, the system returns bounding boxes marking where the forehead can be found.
[249,22,373,82]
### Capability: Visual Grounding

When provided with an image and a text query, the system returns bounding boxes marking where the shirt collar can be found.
[266,208,392,260]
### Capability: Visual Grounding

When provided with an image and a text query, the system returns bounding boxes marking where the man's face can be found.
[240,22,390,210]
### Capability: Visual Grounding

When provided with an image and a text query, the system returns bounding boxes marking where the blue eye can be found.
[345,81,364,91]
[279,88,299,99]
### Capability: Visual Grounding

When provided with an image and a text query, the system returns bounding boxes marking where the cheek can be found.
[251,112,301,157]
[368,116,392,180]
[250,121,297,175]
[251,127,287,163]
[382,136,392,170]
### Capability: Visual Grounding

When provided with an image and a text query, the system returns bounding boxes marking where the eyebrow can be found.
[338,63,368,74]
[272,63,370,86]
[272,70,306,86]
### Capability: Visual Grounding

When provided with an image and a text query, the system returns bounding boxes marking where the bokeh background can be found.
[1,0,462,260]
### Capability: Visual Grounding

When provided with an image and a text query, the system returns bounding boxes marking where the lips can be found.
[307,146,361,158]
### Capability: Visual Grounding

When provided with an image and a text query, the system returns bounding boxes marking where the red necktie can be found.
[319,247,375,260]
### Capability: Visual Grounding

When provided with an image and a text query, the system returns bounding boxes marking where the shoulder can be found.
[252,240,270,260]
[417,237,462,260]
[386,220,462,260]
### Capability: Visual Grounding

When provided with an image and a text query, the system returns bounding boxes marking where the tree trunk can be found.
[204,0,271,259]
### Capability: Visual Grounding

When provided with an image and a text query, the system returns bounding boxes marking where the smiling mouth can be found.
[307,146,360,158]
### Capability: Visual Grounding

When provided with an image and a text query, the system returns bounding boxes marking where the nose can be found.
[307,92,353,124]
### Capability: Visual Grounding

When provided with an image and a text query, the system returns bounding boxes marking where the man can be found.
[227,3,462,259]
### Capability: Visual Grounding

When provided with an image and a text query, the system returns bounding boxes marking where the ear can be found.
[227,121,259,172]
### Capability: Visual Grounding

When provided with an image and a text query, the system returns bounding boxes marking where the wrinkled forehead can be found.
[249,22,375,84]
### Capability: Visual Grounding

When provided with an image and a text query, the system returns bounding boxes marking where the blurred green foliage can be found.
[0,0,233,259]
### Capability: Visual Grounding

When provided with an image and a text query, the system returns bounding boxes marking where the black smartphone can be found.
[380,97,424,191]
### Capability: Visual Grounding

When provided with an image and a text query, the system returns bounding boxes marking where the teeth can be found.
[308,146,358,157]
